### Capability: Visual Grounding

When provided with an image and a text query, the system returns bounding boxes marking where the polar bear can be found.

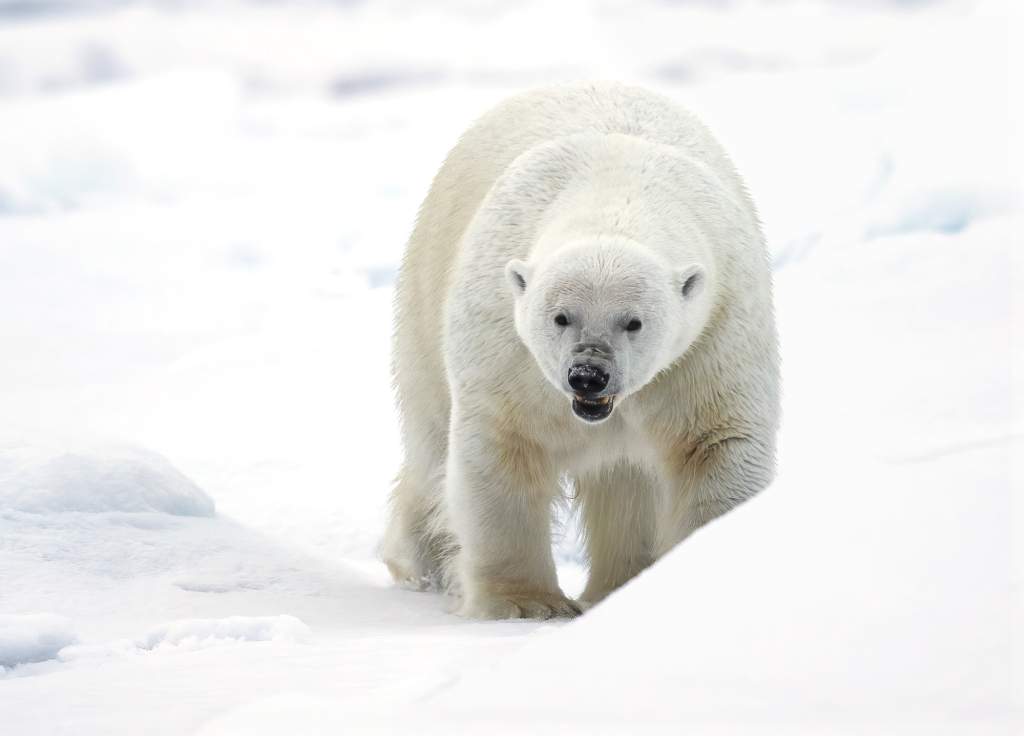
[381,81,780,619]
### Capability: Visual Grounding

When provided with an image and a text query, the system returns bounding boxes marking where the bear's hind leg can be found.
[576,462,658,603]
[380,464,454,591]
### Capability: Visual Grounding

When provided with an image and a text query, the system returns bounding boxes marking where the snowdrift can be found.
[0,615,76,670]
[0,443,214,516]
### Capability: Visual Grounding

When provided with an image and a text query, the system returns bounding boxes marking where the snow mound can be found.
[0,614,76,669]
[141,615,310,651]
[0,444,215,517]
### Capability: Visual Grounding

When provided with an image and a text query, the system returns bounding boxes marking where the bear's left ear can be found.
[505,259,532,297]
[675,263,707,300]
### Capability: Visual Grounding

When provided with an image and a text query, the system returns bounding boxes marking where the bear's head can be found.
[506,239,711,423]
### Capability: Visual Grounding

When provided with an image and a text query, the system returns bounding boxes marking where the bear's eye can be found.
[554,314,569,327]
[626,319,642,332]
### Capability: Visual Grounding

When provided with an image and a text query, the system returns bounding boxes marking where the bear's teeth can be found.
[574,395,613,406]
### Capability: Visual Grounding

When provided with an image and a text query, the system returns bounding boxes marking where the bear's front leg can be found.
[658,430,776,555]
[446,412,580,620]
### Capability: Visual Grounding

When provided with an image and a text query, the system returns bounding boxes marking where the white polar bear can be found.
[381,81,780,620]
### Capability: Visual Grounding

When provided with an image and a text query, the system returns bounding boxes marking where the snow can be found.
[141,615,310,649]
[0,614,76,669]
[0,0,1020,734]
[0,440,215,515]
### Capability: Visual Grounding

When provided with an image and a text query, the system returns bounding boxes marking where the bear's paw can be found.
[459,591,583,621]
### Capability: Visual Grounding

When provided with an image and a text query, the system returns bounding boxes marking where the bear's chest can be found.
[534,401,663,476]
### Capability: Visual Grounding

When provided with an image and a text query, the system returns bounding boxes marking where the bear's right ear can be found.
[505,259,532,297]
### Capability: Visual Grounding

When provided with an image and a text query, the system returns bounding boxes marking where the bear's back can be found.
[457,81,743,204]
[398,81,749,338]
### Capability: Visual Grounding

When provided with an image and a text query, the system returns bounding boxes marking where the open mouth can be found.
[571,394,615,423]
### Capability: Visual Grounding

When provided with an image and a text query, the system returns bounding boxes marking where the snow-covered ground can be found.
[0,0,1020,733]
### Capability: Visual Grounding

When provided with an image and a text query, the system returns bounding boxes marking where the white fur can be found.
[381,81,780,620]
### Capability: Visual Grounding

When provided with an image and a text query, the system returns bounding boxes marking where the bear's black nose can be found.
[568,364,609,396]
